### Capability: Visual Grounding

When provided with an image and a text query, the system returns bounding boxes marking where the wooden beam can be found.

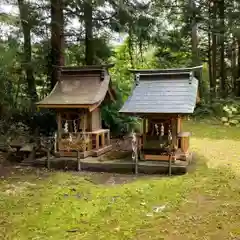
[89,103,101,112]
[61,64,114,72]
[129,65,203,74]
[37,104,92,109]
[144,154,174,161]
[107,88,115,102]
[120,113,183,118]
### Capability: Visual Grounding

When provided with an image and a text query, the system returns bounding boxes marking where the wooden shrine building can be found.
[119,66,202,163]
[36,64,115,158]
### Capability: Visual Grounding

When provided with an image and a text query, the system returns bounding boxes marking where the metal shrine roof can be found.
[119,66,202,114]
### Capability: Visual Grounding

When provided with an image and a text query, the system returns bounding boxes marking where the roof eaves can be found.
[129,65,203,74]
[61,64,114,72]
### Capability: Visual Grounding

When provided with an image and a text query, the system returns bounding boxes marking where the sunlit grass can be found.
[0,120,240,240]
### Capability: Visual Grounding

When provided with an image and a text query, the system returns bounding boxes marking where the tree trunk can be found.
[212,0,217,97]
[128,29,135,69]
[84,0,94,65]
[190,0,199,66]
[189,0,202,96]
[49,0,64,89]
[232,38,237,96]
[237,40,240,96]
[208,30,214,100]
[219,0,226,97]
[17,0,38,105]
[208,0,214,100]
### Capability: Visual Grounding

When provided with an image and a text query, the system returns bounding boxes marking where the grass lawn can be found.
[0,120,240,240]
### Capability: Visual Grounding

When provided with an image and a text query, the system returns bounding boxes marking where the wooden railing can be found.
[58,129,110,152]
[58,132,92,152]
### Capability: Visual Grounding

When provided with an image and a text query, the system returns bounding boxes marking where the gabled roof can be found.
[119,66,202,114]
[36,64,115,110]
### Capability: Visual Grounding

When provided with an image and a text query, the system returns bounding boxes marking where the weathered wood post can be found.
[168,152,172,176]
[132,131,138,175]
[77,150,81,171]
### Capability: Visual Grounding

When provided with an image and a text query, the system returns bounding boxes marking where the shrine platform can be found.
[26,153,194,175]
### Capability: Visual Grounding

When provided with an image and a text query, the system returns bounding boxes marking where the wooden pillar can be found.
[171,118,177,150]
[135,145,138,175]
[107,130,110,145]
[177,115,182,133]
[101,133,105,147]
[57,112,61,151]
[143,118,146,146]
[83,111,87,132]
[179,132,190,154]
[95,134,99,150]
[77,151,81,171]
[138,134,142,160]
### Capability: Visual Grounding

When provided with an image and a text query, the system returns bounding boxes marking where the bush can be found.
[0,108,57,145]
[193,101,214,118]
[221,104,240,127]
[193,99,240,127]
[101,104,139,137]
[101,86,139,137]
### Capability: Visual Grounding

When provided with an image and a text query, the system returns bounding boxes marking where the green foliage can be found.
[154,30,192,68]
[193,99,240,127]
[102,39,157,136]
[221,104,240,127]
[0,39,21,109]
[0,117,30,143]
[101,88,138,136]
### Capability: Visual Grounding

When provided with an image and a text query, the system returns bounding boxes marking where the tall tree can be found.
[17,0,38,105]
[219,0,226,96]
[211,0,218,97]
[83,0,94,65]
[207,0,214,99]
[49,0,64,89]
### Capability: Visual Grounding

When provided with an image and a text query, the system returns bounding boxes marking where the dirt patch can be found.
[83,172,138,185]
[0,164,50,180]
[72,171,152,185]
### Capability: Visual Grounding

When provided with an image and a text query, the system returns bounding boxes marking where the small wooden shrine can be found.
[120,66,202,164]
[36,64,115,158]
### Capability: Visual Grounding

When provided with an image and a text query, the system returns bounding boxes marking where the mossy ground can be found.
[0,120,240,240]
